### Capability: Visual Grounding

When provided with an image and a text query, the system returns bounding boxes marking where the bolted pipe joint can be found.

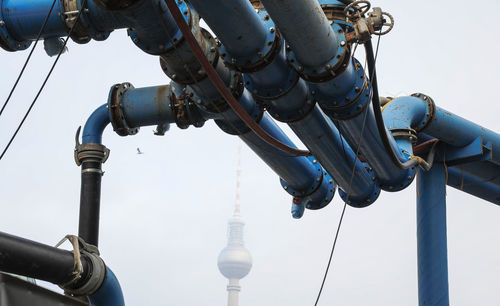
[218,10,281,74]
[382,93,435,158]
[313,57,371,121]
[286,23,349,84]
[108,83,140,137]
[281,156,336,211]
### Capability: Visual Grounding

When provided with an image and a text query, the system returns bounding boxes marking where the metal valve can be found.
[344,0,395,44]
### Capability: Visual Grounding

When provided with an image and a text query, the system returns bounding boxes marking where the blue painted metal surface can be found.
[1,0,66,42]
[188,0,270,62]
[119,85,176,128]
[240,113,335,210]
[259,0,337,68]
[189,0,379,206]
[383,95,500,201]
[447,166,500,205]
[88,267,125,306]
[417,164,449,306]
[82,104,110,144]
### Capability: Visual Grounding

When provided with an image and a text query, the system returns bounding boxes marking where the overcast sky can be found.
[1,1,499,305]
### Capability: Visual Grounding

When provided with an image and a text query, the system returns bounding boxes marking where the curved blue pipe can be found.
[88,267,125,306]
[82,104,110,144]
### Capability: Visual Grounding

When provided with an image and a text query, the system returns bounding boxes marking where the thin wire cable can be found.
[0,0,58,117]
[314,36,382,306]
[0,1,88,161]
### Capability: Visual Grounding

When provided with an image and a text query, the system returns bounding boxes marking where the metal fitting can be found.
[58,237,106,296]
[171,92,206,129]
[410,93,436,132]
[219,10,281,73]
[108,83,140,137]
[286,23,349,83]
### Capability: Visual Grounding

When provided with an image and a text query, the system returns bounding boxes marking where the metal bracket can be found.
[437,136,493,166]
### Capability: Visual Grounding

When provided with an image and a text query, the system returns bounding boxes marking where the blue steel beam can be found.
[417,163,449,306]
[188,0,380,207]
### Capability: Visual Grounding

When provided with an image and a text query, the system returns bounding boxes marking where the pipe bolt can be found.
[284,186,288,190]
[340,41,346,47]
[0,20,4,26]
[210,47,216,52]
[313,159,317,163]
[269,27,275,33]
[355,87,361,92]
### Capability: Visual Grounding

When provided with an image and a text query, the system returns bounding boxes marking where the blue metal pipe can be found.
[252,3,414,191]
[88,267,125,306]
[1,0,67,41]
[259,0,337,68]
[120,85,176,128]
[384,95,500,155]
[383,95,500,195]
[187,0,268,60]
[240,113,335,209]
[289,106,379,206]
[417,163,449,306]
[82,104,110,144]
[188,0,378,206]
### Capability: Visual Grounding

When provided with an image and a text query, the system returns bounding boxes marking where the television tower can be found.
[218,145,252,306]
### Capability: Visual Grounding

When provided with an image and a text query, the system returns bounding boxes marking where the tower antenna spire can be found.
[218,141,252,306]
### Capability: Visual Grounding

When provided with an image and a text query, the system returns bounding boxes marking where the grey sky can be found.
[1,1,499,305]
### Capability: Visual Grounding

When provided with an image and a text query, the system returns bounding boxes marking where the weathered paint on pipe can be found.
[447,166,500,205]
[259,0,337,68]
[88,267,124,306]
[417,163,450,306]
[1,0,67,41]
[82,104,110,144]
[187,0,267,59]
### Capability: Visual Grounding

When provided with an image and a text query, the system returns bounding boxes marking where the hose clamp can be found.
[56,235,106,296]
[74,127,110,166]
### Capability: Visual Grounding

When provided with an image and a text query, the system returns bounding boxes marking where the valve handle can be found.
[344,0,371,21]
[373,12,394,36]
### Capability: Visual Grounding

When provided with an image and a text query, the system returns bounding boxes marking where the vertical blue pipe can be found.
[417,164,449,306]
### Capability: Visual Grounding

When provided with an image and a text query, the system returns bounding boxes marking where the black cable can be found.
[365,39,419,170]
[0,1,88,161]
[314,42,375,306]
[0,0,58,117]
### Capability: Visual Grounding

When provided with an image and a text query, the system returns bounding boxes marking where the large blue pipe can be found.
[417,163,449,306]
[188,0,379,206]
[258,0,337,68]
[88,267,125,306]
[383,95,500,198]
[1,0,66,41]
[257,0,415,192]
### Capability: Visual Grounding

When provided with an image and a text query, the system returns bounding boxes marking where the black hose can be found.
[364,40,420,170]
[78,161,102,247]
[0,231,90,287]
